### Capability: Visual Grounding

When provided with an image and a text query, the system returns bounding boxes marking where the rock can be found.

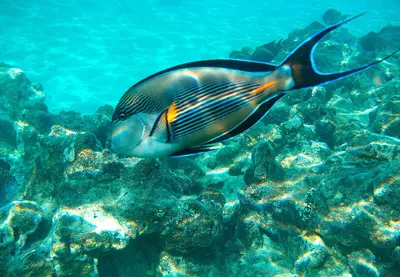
[215,144,241,166]
[162,196,223,252]
[0,115,17,149]
[75,132,103,153]
[198,188,226,213]
[359,31,386,52]
[373,161,400,206]
[315,119,336,149]
[51,205,134,257]
[0,201,42,250]
[84,106,113,148]
[229,46,253,60]
[0,63,47,120]
[284,89,312,105]
[282,116,303,134]
[348,250,380,277]
[370,98,400,138]
[229,50,252,60]
[245,140,285,185]
[322,9,343,26]
[296,96,326,124]
[250,40,283,63]
[0,160,19,207]
[251,46,275,62]
[57,105,113,148]
[379,24,400,49]
[288,21,325,42]
[295,234,328,274]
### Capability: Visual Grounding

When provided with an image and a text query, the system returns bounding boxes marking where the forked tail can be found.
[280,12,400,90]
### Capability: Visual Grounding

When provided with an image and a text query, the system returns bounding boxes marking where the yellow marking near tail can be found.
[167,102,178,123]
[250,81,277,95]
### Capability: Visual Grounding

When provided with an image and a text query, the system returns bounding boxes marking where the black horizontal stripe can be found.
[175,80,254,105]
[173,92,257,136]
[173,96,256,138]
[174,86,261,135]
[174,81,259,123]
[173,82,261,132]
[177,91,260,134]
[173,99,247,138]
[173,91,260,138]
[173,82,208,101]
[175,80,236,106]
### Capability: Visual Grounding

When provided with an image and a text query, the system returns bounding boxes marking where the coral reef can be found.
[1,9,400,277]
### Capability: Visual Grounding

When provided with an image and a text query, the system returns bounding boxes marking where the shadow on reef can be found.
[97,234,163,277]
[1,8,400,277]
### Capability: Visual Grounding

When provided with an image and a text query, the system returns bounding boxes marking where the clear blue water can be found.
[0,0,399,113]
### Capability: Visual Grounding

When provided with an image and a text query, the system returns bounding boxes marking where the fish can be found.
[111,13,399,158]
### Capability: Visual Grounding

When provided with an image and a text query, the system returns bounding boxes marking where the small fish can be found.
[111,13,399,158]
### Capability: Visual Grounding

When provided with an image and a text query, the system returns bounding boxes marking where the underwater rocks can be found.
[0,115,17,150]
[0,201,43,275]
[230,40,284,63]
[244,140,285,185]
[359,24,400,54]
[162,189,225,252]
[0,62,46,120]
[50,205,135,277]
[0,201,42,250]
[57,105,114,148]
[322,8,347,26]
[369,93,400,138]
[348,249,380,277]
[359,31,387,52]
[0,162,18,209]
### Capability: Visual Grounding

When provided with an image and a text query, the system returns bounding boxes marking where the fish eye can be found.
[119,113,126,120]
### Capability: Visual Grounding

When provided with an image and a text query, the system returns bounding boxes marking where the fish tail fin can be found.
[280,12,400,90]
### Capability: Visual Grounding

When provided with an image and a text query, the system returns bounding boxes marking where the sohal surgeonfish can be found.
[111,13,399,158]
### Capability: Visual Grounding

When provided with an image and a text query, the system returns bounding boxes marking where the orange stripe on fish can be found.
[167,102,178,123]
[249,81,277,95]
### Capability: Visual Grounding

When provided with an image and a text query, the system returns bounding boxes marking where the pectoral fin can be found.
[149,109,171,143]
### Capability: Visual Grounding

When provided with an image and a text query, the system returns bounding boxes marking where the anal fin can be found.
[171,143,222,157]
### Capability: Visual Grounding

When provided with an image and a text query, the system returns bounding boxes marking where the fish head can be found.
[111,113,177,158]
[110,115,147,156]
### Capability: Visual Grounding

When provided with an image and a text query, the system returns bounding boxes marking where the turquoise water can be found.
[1,1,400,276]
[1,0,399,113]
